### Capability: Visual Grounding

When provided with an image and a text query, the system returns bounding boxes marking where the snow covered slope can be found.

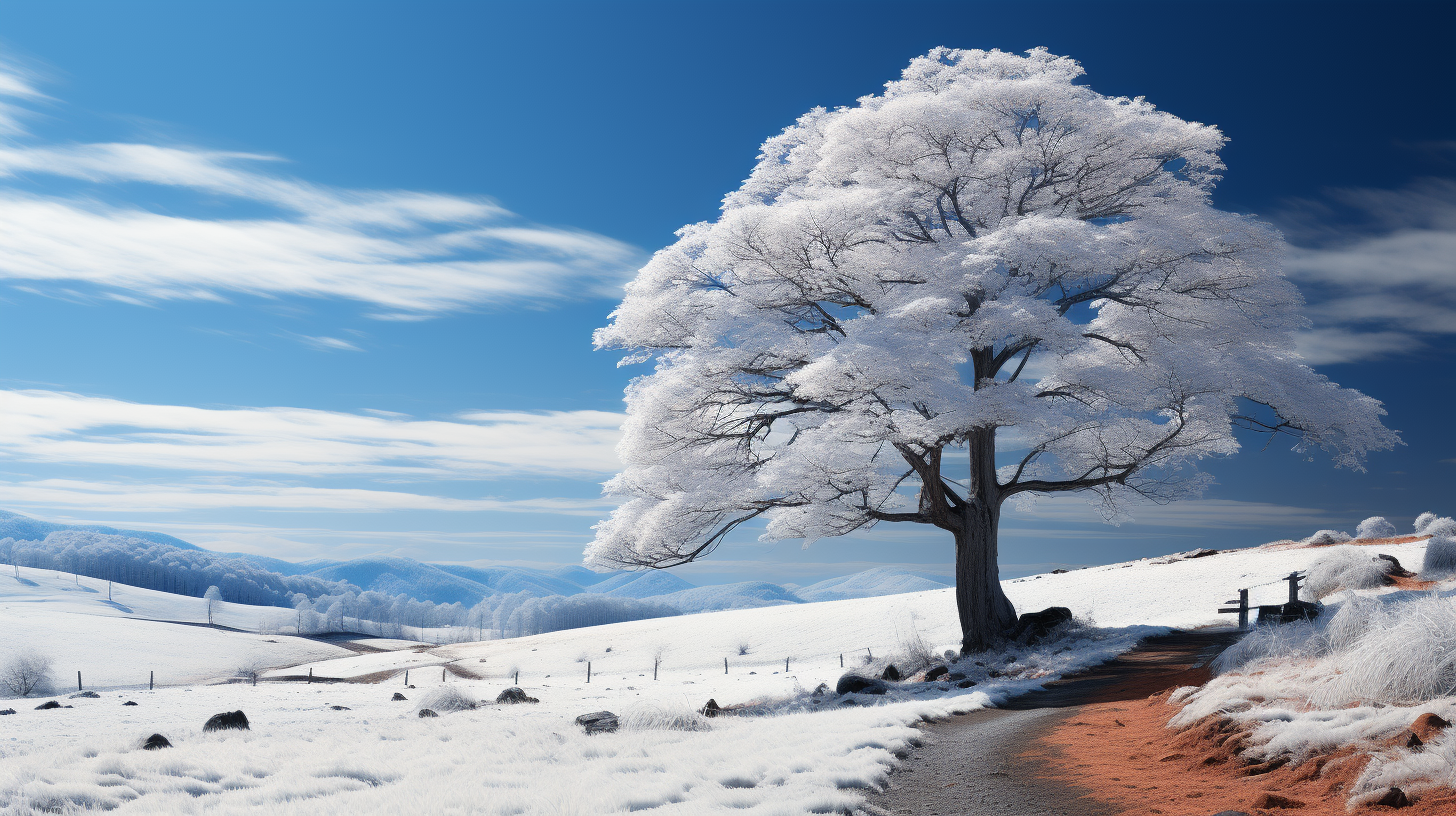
[795,567,950,602]
[644,580,805,613]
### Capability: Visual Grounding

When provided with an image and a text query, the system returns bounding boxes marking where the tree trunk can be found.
[955,427,1017,653]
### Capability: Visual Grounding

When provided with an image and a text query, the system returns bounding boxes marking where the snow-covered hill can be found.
[2,534,1442,815]
[795,567,950,602]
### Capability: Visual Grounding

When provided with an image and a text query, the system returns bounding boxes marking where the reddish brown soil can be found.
[1037,688,1456,815]
[1261,534,1430,552]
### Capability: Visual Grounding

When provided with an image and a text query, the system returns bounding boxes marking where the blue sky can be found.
[0,1,1451,584]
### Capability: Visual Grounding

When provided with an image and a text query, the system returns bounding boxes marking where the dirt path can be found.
[861,630,1241,816]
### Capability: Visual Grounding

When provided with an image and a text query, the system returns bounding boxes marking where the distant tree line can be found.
[1,531,680,642]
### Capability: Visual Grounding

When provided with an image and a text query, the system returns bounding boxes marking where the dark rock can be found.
[1376,553,1414,577]
[1050,568,1070,574]
[835,674,889,695]
[945,672,967,682]
[700,699,721,718]
[924,665,949,682]
[880,664,901,682]
[1373,787,1410,808]
[987,669,1002,678]
[329,705,351,711]
[1009,606,1074,644]
[1185,548,1219,558]
[35,700,61,710]
[956,679,977,689]
[576,710,619,734]
[123,701,138,706]
[1403,731,1423,749]
[142,733,172,751]
[70,691,100,699]
[418,708,438,718]
[496,687,539,704]
[1411,712,1451,741]
[202,710,250,732]
[392,693,407,701]
[0,708,14,715]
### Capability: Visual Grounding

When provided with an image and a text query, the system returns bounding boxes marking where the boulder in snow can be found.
[835,674,889,695]
[924,665,949,682]
[202,710,249,732]
[70,691,99,699]
[1373,787,1410,808]
[392,693,407,701]
[1009,606,1074,644]
[34,700,60,710]
[495,687,538,704]
[142,734,171,751]
[0,708,14,715]
[122,701,138,706]
[699,699,721,718]
[880,664,901,682]
[575,711,619,734]
[1410,712,1451,742]
[417,708,438,718]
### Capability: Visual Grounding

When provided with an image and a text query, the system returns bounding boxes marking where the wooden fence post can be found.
[724,657,728,675]
[1286,572,1302,604]
[840,654,844,668]
[514,671,519,685]
[586,662,591,683]
[405,669,409,686]
[308,668,313,684]
[149,670,153,691]
[785,657,789,673]
[77,671,82,691]
[1239,588,1249,629]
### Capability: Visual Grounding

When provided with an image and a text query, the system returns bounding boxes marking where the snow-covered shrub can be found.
[1211,618,1323,674]
[1422,531,1456,579]
[1300,546,1391,599]
[1311,595,1456,707]
[1301,529,1352,547]
[417,687,475,713]
[1355,516,1397,540]
[1415,511,1440,535]
[0,649,52,697]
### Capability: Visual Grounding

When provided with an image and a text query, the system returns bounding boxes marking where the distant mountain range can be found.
[0,509,952,613]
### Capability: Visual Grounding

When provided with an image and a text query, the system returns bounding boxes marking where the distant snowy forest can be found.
[0,511,948,642]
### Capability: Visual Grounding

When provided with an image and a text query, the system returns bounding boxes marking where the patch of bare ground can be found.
[1260,534,1431,552]
[1038,689,1456,815]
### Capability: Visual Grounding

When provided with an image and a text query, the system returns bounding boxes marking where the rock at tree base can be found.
[202,710,249,732]
[1410,712,1451,742]
[700,699,721,718]
[1009,607,1074,644]
[0,709,14,715]
[70,691,100,699]
[880,664,901,681]
[142,734,171,751]
[35,701,60,710]
[417,709,438,718]
[1374,787,1411,808]
[835,674,889,695]
[122,701,138,706]
[924,665,949,682]
[391,693,407,701]
[496,687,539,704]
[576,711,619,734]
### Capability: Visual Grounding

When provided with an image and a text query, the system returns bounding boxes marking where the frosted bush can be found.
[418,687,476,713]
[1300,546,1391,600]
[620,702,712,732]
[1312,595,1456,707]
[0,650,52,698]
[1355,516,1397,540]
[1211,618,1323,674]
[1300,529,1351,547]
[1415,512,1440,535]
[1422,532,1456,579]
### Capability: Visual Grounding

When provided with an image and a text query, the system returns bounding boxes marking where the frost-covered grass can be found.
[1419,516,1456,579]
[1299,545,1393,600]
[1175,583,1456,806]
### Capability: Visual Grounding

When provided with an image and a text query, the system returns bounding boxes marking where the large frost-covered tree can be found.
[588,48,1399,651]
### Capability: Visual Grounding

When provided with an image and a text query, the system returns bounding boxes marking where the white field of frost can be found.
[0,536,1436,814]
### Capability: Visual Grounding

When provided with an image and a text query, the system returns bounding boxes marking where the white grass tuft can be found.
[1355,516,1397,540]
[417,686,476,713]
[1300,546,1391,600]
[1415,511,1441,535]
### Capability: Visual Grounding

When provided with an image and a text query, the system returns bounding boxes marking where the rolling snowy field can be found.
[0,536,1440,815]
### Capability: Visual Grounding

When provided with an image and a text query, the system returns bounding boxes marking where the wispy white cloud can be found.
[0,389,625,478]
[293,334,363,352]
[0,68,641,315]
[0,479,618,515]
[1279,179,1456,364]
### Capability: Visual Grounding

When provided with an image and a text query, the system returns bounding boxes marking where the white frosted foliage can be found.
[587,47,1399,624]
[1355,516,1397,540]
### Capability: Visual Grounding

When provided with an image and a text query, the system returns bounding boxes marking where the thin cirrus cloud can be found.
[1280,178,1456,365]
[0,67,643,316]
[0,389,626,478]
